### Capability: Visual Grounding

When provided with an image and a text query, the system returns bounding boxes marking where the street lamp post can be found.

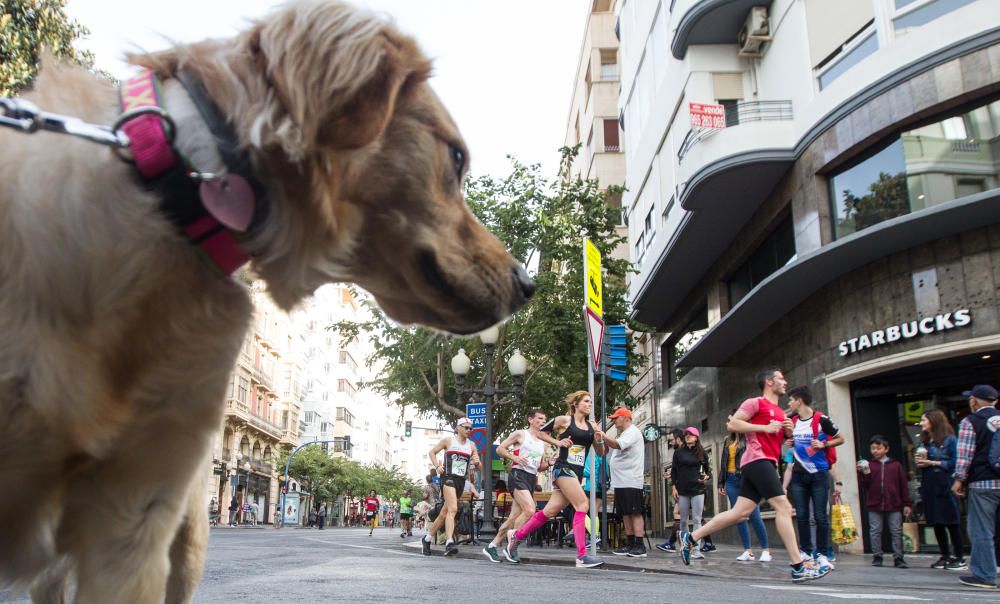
[450,327,527,532]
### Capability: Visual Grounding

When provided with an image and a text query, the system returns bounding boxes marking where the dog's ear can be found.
[251,8,431,154]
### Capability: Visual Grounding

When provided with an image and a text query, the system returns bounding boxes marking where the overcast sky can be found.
[65,0,589,179]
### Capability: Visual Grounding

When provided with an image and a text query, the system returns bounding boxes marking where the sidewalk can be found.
[401,539,982,592]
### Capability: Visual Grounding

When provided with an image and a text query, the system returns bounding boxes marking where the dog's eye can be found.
[448,143,465,177]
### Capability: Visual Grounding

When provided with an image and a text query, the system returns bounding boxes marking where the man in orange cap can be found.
[601,407,646,557]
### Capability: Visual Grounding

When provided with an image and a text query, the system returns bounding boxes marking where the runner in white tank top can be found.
[422,417,481,557]
[482,408,551,563]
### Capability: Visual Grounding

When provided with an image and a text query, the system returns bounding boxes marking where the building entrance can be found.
[850,348,999,554]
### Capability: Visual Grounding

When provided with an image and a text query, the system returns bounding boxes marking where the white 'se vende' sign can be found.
[838,309,972,357]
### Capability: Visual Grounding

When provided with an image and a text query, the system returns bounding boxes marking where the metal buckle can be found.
[111,106,178,163]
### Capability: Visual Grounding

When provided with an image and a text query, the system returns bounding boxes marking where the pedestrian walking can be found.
[916,409,966,570]
[950,384,1000,589]
[857,434,911,568]
[317,504,327,530]
[241,501,251,526]
[504,391,607,568]
[228,493,240,526]
[604,407,647,557]
[250,500,259,526]
[786,385,842,570]
[718,426,770,561]
[679,369,829,582]
[672,427,711,559]
[483,408,550,563]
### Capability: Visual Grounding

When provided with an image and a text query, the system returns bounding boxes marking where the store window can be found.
[830,97,1000,239]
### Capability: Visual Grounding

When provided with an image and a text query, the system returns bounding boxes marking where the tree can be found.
[1,0,95,96]
[838,171,910,234]
[335,147,645,436]
[277,446,420,510]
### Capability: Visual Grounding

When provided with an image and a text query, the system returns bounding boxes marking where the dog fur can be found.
[0,1,532,601]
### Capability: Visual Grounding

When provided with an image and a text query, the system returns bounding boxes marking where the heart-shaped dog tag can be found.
[199,174,255,232]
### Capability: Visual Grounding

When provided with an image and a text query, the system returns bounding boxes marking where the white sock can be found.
[446,539,454,546]
[423,534,430,542]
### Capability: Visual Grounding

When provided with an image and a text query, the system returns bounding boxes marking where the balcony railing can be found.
[603,144,620,152]
[224,399,283,440]
[250,459,274,475]
[677,100,793,161]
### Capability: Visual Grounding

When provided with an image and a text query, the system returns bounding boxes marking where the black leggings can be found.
[932,524,963,559]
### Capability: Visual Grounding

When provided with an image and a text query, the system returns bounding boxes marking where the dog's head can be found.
[132,0,533,334]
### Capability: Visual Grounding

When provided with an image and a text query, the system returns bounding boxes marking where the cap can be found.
[608,407,632,420]
[963,384,999,402]
[456,417,473,428]
[684,426,700,438]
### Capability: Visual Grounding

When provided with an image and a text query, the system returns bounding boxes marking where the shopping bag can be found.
[830,494,857,545]
[902,515,920,553]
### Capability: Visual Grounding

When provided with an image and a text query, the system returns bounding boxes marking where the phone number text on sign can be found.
[689,103,727,129]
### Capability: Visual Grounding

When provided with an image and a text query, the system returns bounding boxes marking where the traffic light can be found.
[606,324,627,381]
[404,421,412,437]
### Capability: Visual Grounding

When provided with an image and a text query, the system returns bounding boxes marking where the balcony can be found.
[250,459,274,475]
[670,0,769,59]
[225,399,284,440]
[219,448,232,462]
[250,365,274,392]
[677,100,793,163]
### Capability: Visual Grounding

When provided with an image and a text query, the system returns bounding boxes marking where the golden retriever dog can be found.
[0,1,534,601]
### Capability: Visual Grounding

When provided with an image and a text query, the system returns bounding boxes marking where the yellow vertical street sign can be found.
[584,238,603,317]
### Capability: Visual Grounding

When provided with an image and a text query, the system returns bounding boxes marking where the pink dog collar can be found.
[119,70,251,276]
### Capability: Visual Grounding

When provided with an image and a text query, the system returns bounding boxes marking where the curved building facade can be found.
[620,0,1000,552]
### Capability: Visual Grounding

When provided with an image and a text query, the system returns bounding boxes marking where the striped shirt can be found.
[953,411,1000,490]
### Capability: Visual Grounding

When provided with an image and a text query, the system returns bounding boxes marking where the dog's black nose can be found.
[511,265,536,301]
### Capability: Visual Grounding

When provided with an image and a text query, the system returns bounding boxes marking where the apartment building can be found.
[620,0,1000,553]
[209,283,305,525]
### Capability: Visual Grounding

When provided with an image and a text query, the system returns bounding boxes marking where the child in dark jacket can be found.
[857,434,912,568]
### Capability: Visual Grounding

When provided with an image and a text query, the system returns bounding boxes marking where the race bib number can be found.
[567,445,585,466]
[451,456,468,477]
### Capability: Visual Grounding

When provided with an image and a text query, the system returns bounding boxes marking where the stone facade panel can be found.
[961,48,993,93]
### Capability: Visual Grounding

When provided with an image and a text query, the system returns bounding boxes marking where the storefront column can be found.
[825,378,865,555]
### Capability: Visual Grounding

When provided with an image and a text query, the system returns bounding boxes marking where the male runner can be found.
[399,490,414,538]
[422,417,481,556]
[679,368,830,583]
[482,408,549,562]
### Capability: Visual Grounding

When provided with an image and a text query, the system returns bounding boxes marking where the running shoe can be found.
[576,553,604,568]
[655,542,676,553]
[421,536,431,556]
[612,544,631,556]
[931,557,949,569]
[815,553,835,571]
[700,542,717,552]
[504,530,521,563]
[691,550,705,559]
[791,560,831,583]
[678,531,694,566]
[444,541,458,557]
[400,532,406,538]
[759,551,772,562]
[482,544,502,563]
[959,575,997,589]
[628,544,647,558]
[947,558,969,570]
[736,550,756,561]
[826,547,836,562]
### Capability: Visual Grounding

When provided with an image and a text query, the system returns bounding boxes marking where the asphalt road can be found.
[3,527,998,602]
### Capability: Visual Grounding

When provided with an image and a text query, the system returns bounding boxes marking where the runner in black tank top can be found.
[505,390,607,568]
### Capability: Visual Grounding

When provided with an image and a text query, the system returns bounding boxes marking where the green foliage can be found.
[0,0,95,95]
[334,147,648,436]
[276,446,420,507]
[838,171,910,234]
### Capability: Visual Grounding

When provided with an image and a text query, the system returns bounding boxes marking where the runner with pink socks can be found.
[504,390,606,568]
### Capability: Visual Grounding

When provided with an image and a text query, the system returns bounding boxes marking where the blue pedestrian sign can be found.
[466,403,487,428]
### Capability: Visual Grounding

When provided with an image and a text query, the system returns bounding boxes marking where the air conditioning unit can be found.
[738,6,771,57]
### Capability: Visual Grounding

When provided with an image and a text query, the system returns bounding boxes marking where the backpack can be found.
[791,413,837,465]
[987,415,1000,472]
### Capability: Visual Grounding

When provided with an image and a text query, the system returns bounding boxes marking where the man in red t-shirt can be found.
[678,368,830,583]
[364,490,379,536]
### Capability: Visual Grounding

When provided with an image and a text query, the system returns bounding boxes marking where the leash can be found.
[1,71,259,277]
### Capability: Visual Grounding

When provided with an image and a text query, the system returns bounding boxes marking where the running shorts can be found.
[552,463,582,490]
[365,511,376,519]
[613,487,644,516]
[400,512,412,519]
[738,459,783,504]
[508,468,538,492]
[442,475,466,496]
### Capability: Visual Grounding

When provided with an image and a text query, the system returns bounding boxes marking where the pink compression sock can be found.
[515,511,548,541]
[574,511,587,558]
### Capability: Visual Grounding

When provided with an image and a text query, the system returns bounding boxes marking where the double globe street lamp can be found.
[450,325,527,531]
